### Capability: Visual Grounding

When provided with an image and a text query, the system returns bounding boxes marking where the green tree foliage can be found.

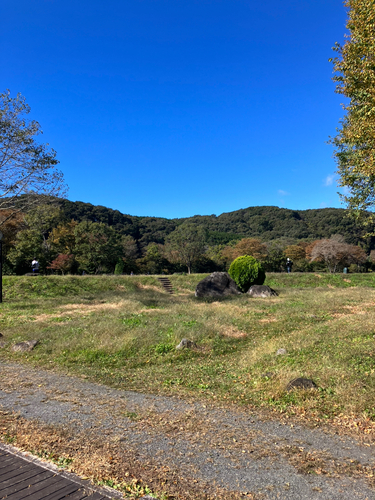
[74,220,121,274]
[48,220,78,255]
[165,223,206,274]
[136,243,170,274]
[205,244,230,270]
[331,0,375,218]
[121,234,139,260]
[228,255,265,292]
[8,205,62,273]
[0,91,66,226]
[5,196,375,274]
[114,259,125,275]
[57,199,375,251]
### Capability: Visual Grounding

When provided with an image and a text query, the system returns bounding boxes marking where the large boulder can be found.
[195,272,241,298]
[247,285,278,298]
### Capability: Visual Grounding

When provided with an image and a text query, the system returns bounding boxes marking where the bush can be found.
[228,255,265,292]
[114,260,124,275]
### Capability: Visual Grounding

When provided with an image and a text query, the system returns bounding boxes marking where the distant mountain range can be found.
[59,199,375,250]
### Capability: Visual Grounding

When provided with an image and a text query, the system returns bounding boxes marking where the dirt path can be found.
[0,361,374,499]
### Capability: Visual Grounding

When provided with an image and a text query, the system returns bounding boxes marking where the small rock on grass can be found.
[12,340,39,352]
[0,341,7,349]
[276,348,287,356]
[247,285,278,297]
[176,338,197,350]
[286,378,317,391]
[0,332,3,338]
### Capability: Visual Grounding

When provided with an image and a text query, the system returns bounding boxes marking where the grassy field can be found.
[1,272,375,424]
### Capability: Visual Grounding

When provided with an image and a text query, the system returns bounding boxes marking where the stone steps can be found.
[157,277,174,294]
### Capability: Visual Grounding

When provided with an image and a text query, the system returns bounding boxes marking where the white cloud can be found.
[278,189,290,196]
[324,175,335,187]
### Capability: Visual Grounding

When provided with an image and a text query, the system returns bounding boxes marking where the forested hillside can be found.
[2,197,375,275]
[60,200,374,249]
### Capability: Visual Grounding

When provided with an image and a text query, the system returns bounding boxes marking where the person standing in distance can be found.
[31,258,40,274]
[286,258,293,273]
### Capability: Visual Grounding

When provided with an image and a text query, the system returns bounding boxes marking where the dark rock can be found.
[12,340,39,353]
[276,348,287,356]
[195,272,241,298]
[286,378,317,391]
[176,338,197,350]
[0,332,3,338]
[247,285,278,297]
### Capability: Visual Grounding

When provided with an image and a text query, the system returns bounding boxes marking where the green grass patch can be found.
[1,273,375,422]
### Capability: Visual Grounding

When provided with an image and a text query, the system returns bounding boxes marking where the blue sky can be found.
[3,0,348,218]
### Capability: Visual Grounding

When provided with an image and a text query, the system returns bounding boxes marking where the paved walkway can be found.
[0,443,114,500]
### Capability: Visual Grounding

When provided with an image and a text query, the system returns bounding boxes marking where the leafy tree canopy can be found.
[0,90,67,226]
[165,223,206,274]
[331,0,375,221]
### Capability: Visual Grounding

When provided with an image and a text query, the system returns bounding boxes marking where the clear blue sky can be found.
[3,0,348,218]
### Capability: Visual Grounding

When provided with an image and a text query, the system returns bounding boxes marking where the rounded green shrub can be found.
[228,255,265,292]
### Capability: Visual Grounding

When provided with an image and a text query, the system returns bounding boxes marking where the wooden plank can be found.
[19,477,70,500]
[31,477,72,498]
[0,454,22,470]
[0,470,54,498]
[0,448,113,500]
[58,489,91,500]
[0,461,44,485]
[40,482,81,500]
[0,467,62,492]
[87,493,111,500]
[0,454,32,470]
[5,474,65,500]
[0,462,38,483]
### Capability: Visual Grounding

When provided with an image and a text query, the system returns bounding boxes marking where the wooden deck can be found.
[0,447,113,500]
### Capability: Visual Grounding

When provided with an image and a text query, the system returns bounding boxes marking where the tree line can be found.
[1,202,374,275]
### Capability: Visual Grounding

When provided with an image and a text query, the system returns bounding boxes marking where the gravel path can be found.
[0,361,374,499]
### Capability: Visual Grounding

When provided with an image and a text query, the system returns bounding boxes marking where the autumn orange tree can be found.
[47,254,75,275]
[222,238,267,264]
[331,0,375,220]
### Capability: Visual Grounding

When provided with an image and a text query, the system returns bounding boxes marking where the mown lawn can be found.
[1,273,375,422]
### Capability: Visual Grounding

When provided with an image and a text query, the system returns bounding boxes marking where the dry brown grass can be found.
[220,326,247,338]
